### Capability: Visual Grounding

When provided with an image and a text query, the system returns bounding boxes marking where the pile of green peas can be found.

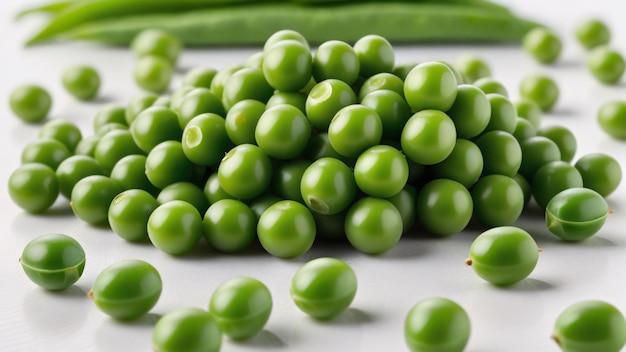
[8,26,626,351]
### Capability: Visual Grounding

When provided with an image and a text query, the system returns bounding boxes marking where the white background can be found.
[2,1,626,351]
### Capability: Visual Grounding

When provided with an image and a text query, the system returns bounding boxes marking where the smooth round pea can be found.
[552,300,626,352]
[405,297,471,352]
[266,92,307,112]
[454,54,491,83]
[183,67,217,88]
[290,258,357,320]
[519,136,562,180]
[393,62,418,81]
[225,99,265,145]
[95,129,144,173]
[328,104,382,157]
[131,106,182,153]
[514,99,542,129]
[9,163,59,213]
[203,199,256,253]
[203,172,234,205]
[152,308,222,352]
[178,88,225,129]
[513,117,537,142]
[56,155,105,199]
[131,29,182,64]
[404,61,458,112]
[466,226,539,286]
[474,131,522,178]
[20,234,85,291]
[523,27,562,64]
[531,161,584,209]
[145,141,194,190]
[10,84,52,123]
[358,73,404,101]
[75,135,100,158]
[158,182,209,215]
[222,68,274,110]
[94,104,126,133]
[519,74,559,111]
[431,139,483,188]
[210,65,243,100]
[353,34,395,77]
[471,175,524,227]
[345,197,403,255]
[110,154,158,196]
[21,138,71,170]
[262,39,312,92]
[598,100,626,139]
[312,40,359,85]
[306,79,357,131]
[361,89,411,140]
[474,77,509,97]
[575,153,622,197]
[300,157,356,215]
[417,179,473,236]
[134,55,173,93]
[272,158,311,203]
[576,19,611,50]
[537,125,577,162]
[354,145,408,198]
[38,118,82,153]
[182,113,231,166]
[587,46,625,84]
[148,200,203,255]
[89,259,162,320]
[108,189,159,243]
[218,144,272,200]
[257,200,316,258]
[446,84,491,139]
[62,65,100,100]
[263,29,309,53]
[546,188,609,241]
[484,93,516,134]
[70,175,123,226]
[255,105,311,159]
[209,277,272,340]
[125,93,158,125]
[401,110,457,165]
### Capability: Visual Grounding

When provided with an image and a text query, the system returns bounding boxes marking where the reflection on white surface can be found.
[94,313,158,352]
[22,285,89,335]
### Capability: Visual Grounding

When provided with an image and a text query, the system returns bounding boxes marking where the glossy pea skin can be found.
[361,89,411,140]
[218,144,272,200]
[312,40,359,85]
[262,40,312,92]
[90,259,162,321]
[255,105,311,160]
[484,93,517,134]
[404,61,458,112]
[473,77,509,97]
[345,197,403,255]
[514,99,542,129]
[210,64,243,100]
[358,73,404,101]
[130,106,182,153]
[20,234,85,290]
[21,138,71,170]
[354,145,408,198]
[388,185,417,234]
[9,84,52,123]
[203,199,256,253]
[125,93,158,125]
[62,65,100,100]
[152,307,222,352]
[552,300,626,352]
[446,84,491,139]
[537,125,577,163]
[183,67,217,89]
[598,100,626,139]
[417,179,473,236]
[519,136,562,180]
[519,74,559,111]
[290,257,357,320]
[110,154,158,196]
[131,29,182,64]
[405,297,471,352]
[401,110,457,165]
[75,135,100,158]
[353,34,395,78]
[575,153,622,197]
[145,141,194,190]
[587,46,625,85]
[244,51,264,70]
[454,54,491,83]
[39,118,82,153]
[95,129,144,173]
[222,68,274,110]
[158,182,209,215]
[96,122,128,138]
[148,200,203,255]
[263,29,310,53]
[71,175,123,226]
[209,277,272,340]
[108,189,159,243]
[513,118,538,142]
[272,158,311,203]
[466,226,539,286]
[300,157,356,215]
[182,113,231,166]
[225,99,265,145]
[178,88,225,129]
[523,27,562,64]
[431,139,483,189]
[474,131,522,178]
[56,155,105,199]
[94,104,127,132]
[257,200,316,258]
[471,175,524,227]
[266,92,307,112]
[546,188,609,241]
[305,79,357,131]
[9,163,59,213]
[576,19,611,50]
[531,161,584,209]
[328,104,382,158]
[134,55,173,94]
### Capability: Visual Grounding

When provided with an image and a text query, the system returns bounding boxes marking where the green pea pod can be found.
[64,3,539,47]
[15,1,75,21]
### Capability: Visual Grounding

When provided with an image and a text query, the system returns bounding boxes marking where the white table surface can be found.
[2,1,626,351]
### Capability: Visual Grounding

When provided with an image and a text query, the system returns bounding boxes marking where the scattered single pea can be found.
[9,163,59,214]
[131,29,183,65]
[587,46,625,84]
[597,100,626,139]
[61,65,100,100]
[575,18,611,50]
[523,27,562,64]
[574,153,622,197]
[546,187,609,241]
[152,307,222,352]
[9,84,52,123]
[519,74,559,111]
[454,53,491,83]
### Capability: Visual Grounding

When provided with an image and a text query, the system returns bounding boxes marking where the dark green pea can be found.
[266,92,307,112]
[56,155,105,199]
[152,308,222,352]
[471,175,524,227]
[62,65,100,100]
[361,89,411,140]
[130,106,182,153]
[474,77,509,97]
[537,125,577,163]
[313,210,348,242]
[263,39,312,92]
[300,157,356,215]
[182,113,231,166]
[125,93,158,125]
[575,153,622,197]
[257,200,316,258]
[305,79,357,131]
[358,73,404,101]
[312,40,359,85]
[353,34,395,78]
[446,84,491,139]
[404,61,458,112]
[483,93,516,134]
[417,179,473,236]
[401,110,456,165]
[203,199,256,253]
[9,84,52,123]
[519,136,562,180]
[9,163,59,213]
[20,234,85,291]
[225,99,265,145]
[210,64,243,100]
[454,53,491,83]
[157,182,209,215]
[345,197,403,254]
[303,132,348,163]
[74,135,100,158]
[70,175,123,226]
[95,129,144,173]
[145,141,194,190]
[546,188,609,241]
[255,105,311,160]
[204,172,235,205]
[21,138,71,170]
[248,193,282,221]
[513,117,537,142]
[531,161,584,209]
[474,131,522,178]
[133,55,173,94]
[183,67,217,89]
[387,185,417,234]
[108,189,159,243]
[222,68,274,110]
[38,118,82,153]
[148,200,203,255]
[514,99,542,129]
[272,158,311,203]
[431,139,483,188]
[110,154,159,196]
[218,144,272,200]
[597,100,626,140]
[178,88,225,129]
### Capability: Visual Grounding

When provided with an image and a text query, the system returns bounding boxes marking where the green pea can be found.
[148,200,203,255]
[94,104,127,132]
[345,197,403,255]
[393,62,418,81]
[71,175,123,226]
[471,175,524,227]
[305,79,357,131]
[263,29,309,54]
[514,98,542,129]
[328,104,382,158]
[523,27,562,64]
[218,144,272,200]
[303,132,350,163]
[134,55,173,93]
[474,131,522,178]
[145,141,194,190]
[257,200,316,258]
[454,53,491,83]
[38,118,82,153]
[358,73,404,101]
[520,74,559,111]
[290,257,357,320]
[152,307,222,352]
[519,136,562,180]
[204,172,234,205]
[177,88,225,129]
[110,154,158,196]
[404,61,458,112]
[405,297,471,352]
[597,100,626,139]
[266,92,307,112]
[431,139,483,188]
[182,67,217,89]
[576,19,611,50]
[353,34,395,78]
[531,161,584,209]
[96,122,128,138]
[225,99,265,145]
[418,178,473,236]
[401,110,457,165]
[361,89,411,140]
[203,199,256,253]
[513,117,537,142]
[255,105,311,159]
[131,29,182,65]
[300,157,356,215]
[587,46,625,85]
[125,93,158,125]
[244,51,264,70]
[546,188,609,241]
[537,125,577,163]
[9,84,52,123]
[272,158,311,203]
[313,40,359,85]
[182,113,231,167]
[56,155,105,199]
[552,300,626,352]
[20,234,85,290]
[248,193,282,221]
[354,145,408,198]
[575,153,622,197]
[446,84,491,139]
[222,68,273,110]
[89,259,162,321]
[74,135,100,158]
[9,163,59,213]
[210,64,243,100]
[21,138,71,170]
[473,77,509,97]
[312,210,348,242]
[61,65,100,100]
[263,39,312,92]
[466,226,539,286]
[158,182,209,215]
[209,277,272,340]
[483,93,516,134]
[95,129,144,173]
[108,189,159,243]
[130,106,182,153]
